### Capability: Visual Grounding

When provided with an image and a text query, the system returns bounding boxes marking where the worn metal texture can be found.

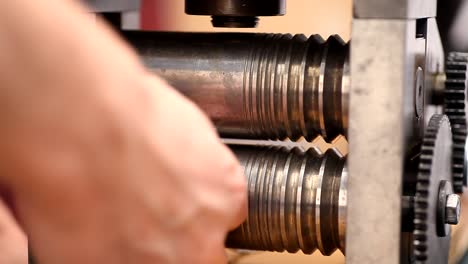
[226,145,347,255]
[413,114,452,263]
[347,19,426,264]
[444,52,468,193]
[354,0,437,19]
[84,0,140,12]
[123,31,349,142]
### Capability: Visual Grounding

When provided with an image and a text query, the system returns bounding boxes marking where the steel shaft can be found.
[123,32,349,141]
[227,146,347,255]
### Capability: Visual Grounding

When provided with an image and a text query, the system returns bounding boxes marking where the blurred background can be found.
[139,0,351,40]
[118,0,467,263]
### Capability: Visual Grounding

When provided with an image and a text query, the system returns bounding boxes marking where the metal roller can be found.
[226,145,347,255]
[123,31,349,141]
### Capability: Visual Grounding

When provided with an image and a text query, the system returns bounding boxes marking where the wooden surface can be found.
[228,251,344,264]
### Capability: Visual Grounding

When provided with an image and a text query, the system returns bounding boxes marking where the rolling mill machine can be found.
[84,0,467,263]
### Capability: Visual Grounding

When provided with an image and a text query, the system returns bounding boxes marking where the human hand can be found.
[0,198,27,264]
[0,1,246,264]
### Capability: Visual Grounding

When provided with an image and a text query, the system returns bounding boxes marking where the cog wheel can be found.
[444,52,468,193]
[413,114,453,263]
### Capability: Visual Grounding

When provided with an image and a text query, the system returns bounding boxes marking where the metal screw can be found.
[445,194,461,225]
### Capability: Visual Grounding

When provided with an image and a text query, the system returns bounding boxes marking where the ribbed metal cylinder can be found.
[227,145,347,255]
[122,32,349,141]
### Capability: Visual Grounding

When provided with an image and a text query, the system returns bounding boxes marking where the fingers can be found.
[141,76,247,258]
[208,246,229,264]
[146,75,248,231]
[191,231,229,264]
[220,146,248,231]
[0,198,27,264]
[228,194,248,231]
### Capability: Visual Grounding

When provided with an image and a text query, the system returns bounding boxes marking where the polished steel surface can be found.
[124,31,349,141]
[226,146,346,255]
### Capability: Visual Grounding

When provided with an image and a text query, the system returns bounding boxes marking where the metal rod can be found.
[226,145,347,255]
[122,31,349,141]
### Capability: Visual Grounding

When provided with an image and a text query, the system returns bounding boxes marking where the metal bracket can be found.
[354,0,437,19]
[347,1,444,261]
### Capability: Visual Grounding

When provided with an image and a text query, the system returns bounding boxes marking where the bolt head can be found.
[445,194,461,225]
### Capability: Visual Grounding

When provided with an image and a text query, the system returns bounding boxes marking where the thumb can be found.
[0,197,28,264]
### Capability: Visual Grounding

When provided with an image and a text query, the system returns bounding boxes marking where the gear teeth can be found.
[444,51,468,193]
[413,114,452,262]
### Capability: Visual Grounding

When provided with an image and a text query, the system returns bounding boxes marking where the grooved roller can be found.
[123,32,349,141]
[226,145,347,255]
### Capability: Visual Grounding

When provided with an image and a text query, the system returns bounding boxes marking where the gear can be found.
[413,114,453,263]
[444,52,468,193]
